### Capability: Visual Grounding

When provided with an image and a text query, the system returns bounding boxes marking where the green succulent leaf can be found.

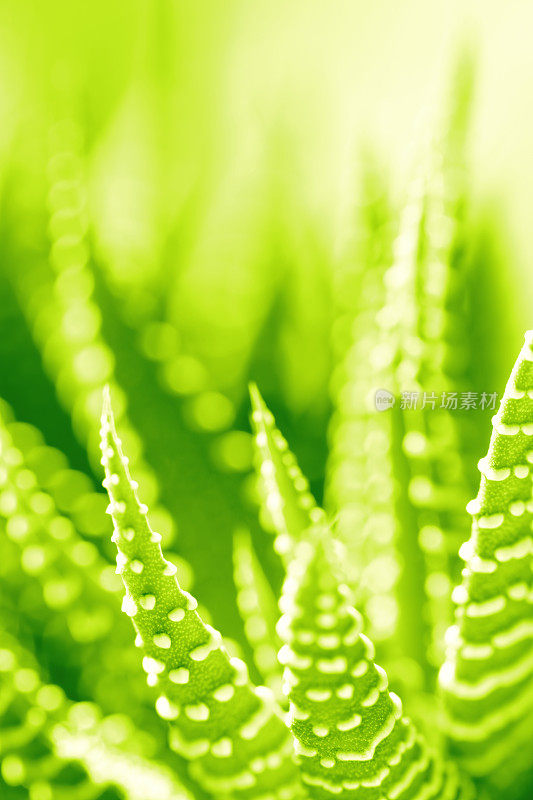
[324,158,399,651]
[232,528,283,702]
[0,399,159,717]
[278,533,472,799]
[2,108,177,548]
[249,383,325,559]
[440,331,533,778]
[100,388,305,800]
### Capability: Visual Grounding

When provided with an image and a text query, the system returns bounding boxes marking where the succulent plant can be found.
[278,534,472,799]
[100,389,304,799]
[440,331,533,786]
[0,35,531,800]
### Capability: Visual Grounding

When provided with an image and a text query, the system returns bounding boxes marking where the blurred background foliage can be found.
[0,0,531,786]
[0,0,529,624]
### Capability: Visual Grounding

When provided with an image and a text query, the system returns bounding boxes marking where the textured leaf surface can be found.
[440,331,533,777]
[278,534,472,799]
[100,389,305,800]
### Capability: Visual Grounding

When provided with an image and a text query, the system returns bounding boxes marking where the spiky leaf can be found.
[249,383,325,558]
[100,388,304,800]
[440,331,533,778]
[278,534,472,799]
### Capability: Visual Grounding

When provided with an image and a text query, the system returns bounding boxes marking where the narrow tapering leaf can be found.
[279,535,472,799]
[249,383,325,558]
[0,399,161,721]
[440,331,533,777]
[2,106,177,547]
[366,127,472,675]
[100,389,304,800]
[390,150,471,669]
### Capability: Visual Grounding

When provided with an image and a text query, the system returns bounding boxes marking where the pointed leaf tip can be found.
[248,381,264,411]
[102,384,112,418]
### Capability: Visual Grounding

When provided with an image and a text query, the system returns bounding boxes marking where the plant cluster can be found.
[0,48,531,800]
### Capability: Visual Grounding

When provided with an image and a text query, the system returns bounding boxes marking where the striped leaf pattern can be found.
[278,534,472,799]
[440,331,533,777]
